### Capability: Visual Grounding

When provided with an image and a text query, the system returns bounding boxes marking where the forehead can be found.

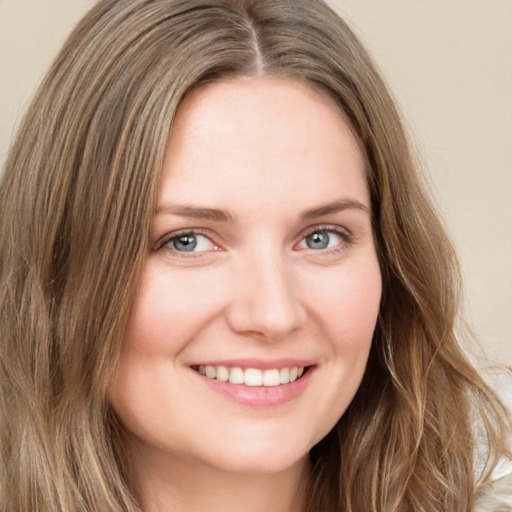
[171,77,357,152]
[159,77,369,212]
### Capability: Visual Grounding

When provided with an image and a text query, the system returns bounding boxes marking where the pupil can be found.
[174,235,197,252]
[307,231,329,249]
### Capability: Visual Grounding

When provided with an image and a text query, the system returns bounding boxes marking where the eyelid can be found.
[154,223,354,258]
[156,228,221,254]
[299,223,353,240]
[295,224,354,251]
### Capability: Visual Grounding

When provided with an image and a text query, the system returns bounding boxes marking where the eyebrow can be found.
[155,198,370,223]
[301,198,370,220]
[155,203,239,223]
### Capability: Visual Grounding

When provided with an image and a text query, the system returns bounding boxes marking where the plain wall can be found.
[1,0,511,364]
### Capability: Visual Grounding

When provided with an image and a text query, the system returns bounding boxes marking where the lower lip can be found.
[194,368,314,406]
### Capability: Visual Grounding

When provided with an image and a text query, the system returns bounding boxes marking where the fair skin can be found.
[108,77,382,512]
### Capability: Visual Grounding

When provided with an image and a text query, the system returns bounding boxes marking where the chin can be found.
[196,428,315,476]
[207,449,308,476]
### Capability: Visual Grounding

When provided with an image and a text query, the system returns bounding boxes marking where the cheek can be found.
[305,260,382,350]
[123,262,226,355]
[109,265,225,443]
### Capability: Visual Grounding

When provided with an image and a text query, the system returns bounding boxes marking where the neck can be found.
[127,443,310,512]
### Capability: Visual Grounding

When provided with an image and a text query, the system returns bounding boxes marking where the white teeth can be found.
[244,368,263,386]
[216,366,229,382]
[229,367,245,384]
[279,367,290,384]
[262,369,280,387]
[196,365,306,386]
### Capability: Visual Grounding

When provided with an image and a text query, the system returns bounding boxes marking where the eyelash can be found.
[157,224,353,258]
[300,224,353,252]
[157,228,217,258]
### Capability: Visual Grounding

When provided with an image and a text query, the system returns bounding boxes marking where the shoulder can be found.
[474,367,512,511]
[475,472,512,512]
[474,368,512,512]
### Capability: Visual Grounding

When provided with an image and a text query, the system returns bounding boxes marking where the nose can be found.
[225,249,307,340]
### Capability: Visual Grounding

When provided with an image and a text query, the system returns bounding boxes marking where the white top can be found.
[475,368,512,510]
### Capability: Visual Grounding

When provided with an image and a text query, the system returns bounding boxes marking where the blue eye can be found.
[164,233,216,253]
[298,229,346,251]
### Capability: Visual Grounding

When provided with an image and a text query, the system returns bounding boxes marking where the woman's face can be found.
[109,78,382,476]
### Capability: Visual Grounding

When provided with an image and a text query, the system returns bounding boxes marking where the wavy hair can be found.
[0,0,509,510]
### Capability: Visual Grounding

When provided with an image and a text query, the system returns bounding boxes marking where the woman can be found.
[0,0,510,511]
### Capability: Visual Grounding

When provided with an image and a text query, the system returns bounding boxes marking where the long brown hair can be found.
[0,1,509,510]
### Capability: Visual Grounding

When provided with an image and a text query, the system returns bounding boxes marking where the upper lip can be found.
[189,358,315,370]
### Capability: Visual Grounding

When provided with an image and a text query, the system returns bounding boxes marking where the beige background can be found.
[0,0,511,364]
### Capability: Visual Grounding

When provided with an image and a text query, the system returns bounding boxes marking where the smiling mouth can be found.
[191,365,309,387]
